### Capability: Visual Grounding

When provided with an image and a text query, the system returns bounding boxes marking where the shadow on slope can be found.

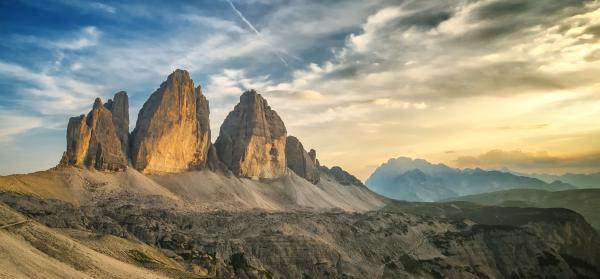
[443,188,600,230]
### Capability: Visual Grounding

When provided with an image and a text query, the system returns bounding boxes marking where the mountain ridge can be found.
[1,70,599,278]
[444,188,600,230]
[366,156,575,202]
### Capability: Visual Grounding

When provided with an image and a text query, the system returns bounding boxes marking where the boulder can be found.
[215,90,287,179]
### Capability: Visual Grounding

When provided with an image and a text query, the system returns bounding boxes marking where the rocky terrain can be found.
[1,69,599,278]
[1,192,598,278]
[445,188,600,230]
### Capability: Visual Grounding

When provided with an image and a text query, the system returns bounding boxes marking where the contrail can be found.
[225,0,289,67]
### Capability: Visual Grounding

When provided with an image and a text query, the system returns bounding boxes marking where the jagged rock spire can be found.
[215,89,287,179]
[60,92,129,171]
[130,69,214,173]
[285,136,320,184]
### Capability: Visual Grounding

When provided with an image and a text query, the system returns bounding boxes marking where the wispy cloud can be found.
[89,2,116,14]
[0,61,104,116]
[0,111,44,142]
[225,0,289,67]
[55,26,100,50]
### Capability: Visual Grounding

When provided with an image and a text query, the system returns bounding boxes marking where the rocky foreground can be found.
[1,69,599,278]
[1,191,599,278]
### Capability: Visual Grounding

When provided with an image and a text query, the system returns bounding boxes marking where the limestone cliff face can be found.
[61,92,129,171]
[104,91,129,156]
[285,136,319,184]
[215,90,287,179]
[131,69,212,173]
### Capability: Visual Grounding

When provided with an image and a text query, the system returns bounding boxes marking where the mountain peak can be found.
[215,89,287,179]
[167,69,191,81]
[367,156,575,202]
[60,91,129,171]
[92,97,103,110]
[130,70,213,173]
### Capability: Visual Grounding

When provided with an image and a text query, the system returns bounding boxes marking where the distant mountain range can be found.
[366,157,574,202]
[445,188,600,230]
[512,172,600,189]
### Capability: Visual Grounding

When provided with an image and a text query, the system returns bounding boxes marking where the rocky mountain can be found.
[445,188,600,230]
[215,90,287,179]
[131,70,214,173]
[366,157,574,202]
[2,69,599,278]
[59,91,129,171]
[320,165,365,187]
[285,136,320,184]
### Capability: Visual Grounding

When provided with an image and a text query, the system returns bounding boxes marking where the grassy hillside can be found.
[445,189,600,230]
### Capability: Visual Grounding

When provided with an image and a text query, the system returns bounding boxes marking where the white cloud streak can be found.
[225,0,289,67]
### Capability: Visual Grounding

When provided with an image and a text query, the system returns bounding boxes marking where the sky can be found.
[1,0,600,179]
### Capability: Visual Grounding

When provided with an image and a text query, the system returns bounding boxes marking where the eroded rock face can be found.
[131,69,212,173]
[215,90,287,179]
[320,165,365,187]
[285,136,319,184]
[104,91,129,155]
[61,92,129,171]
[308,149,319,167]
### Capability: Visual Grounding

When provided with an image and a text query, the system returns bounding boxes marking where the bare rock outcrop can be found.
[130,69,213,173]
[215,90,287,179]
[320,165,365,187]
[104,91,129,155]
[285,136,319,184]
[308,149,319,167]
[61,92,129,171]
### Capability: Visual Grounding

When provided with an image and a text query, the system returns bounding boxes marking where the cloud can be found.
[0,111,44,141]
[455,149,600,174]
[89,2,116,14]
[225,0,289,66]
[349,6,403,52]
[0,61,103,114]
[55,26,100,50]
[181,14,245,33]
